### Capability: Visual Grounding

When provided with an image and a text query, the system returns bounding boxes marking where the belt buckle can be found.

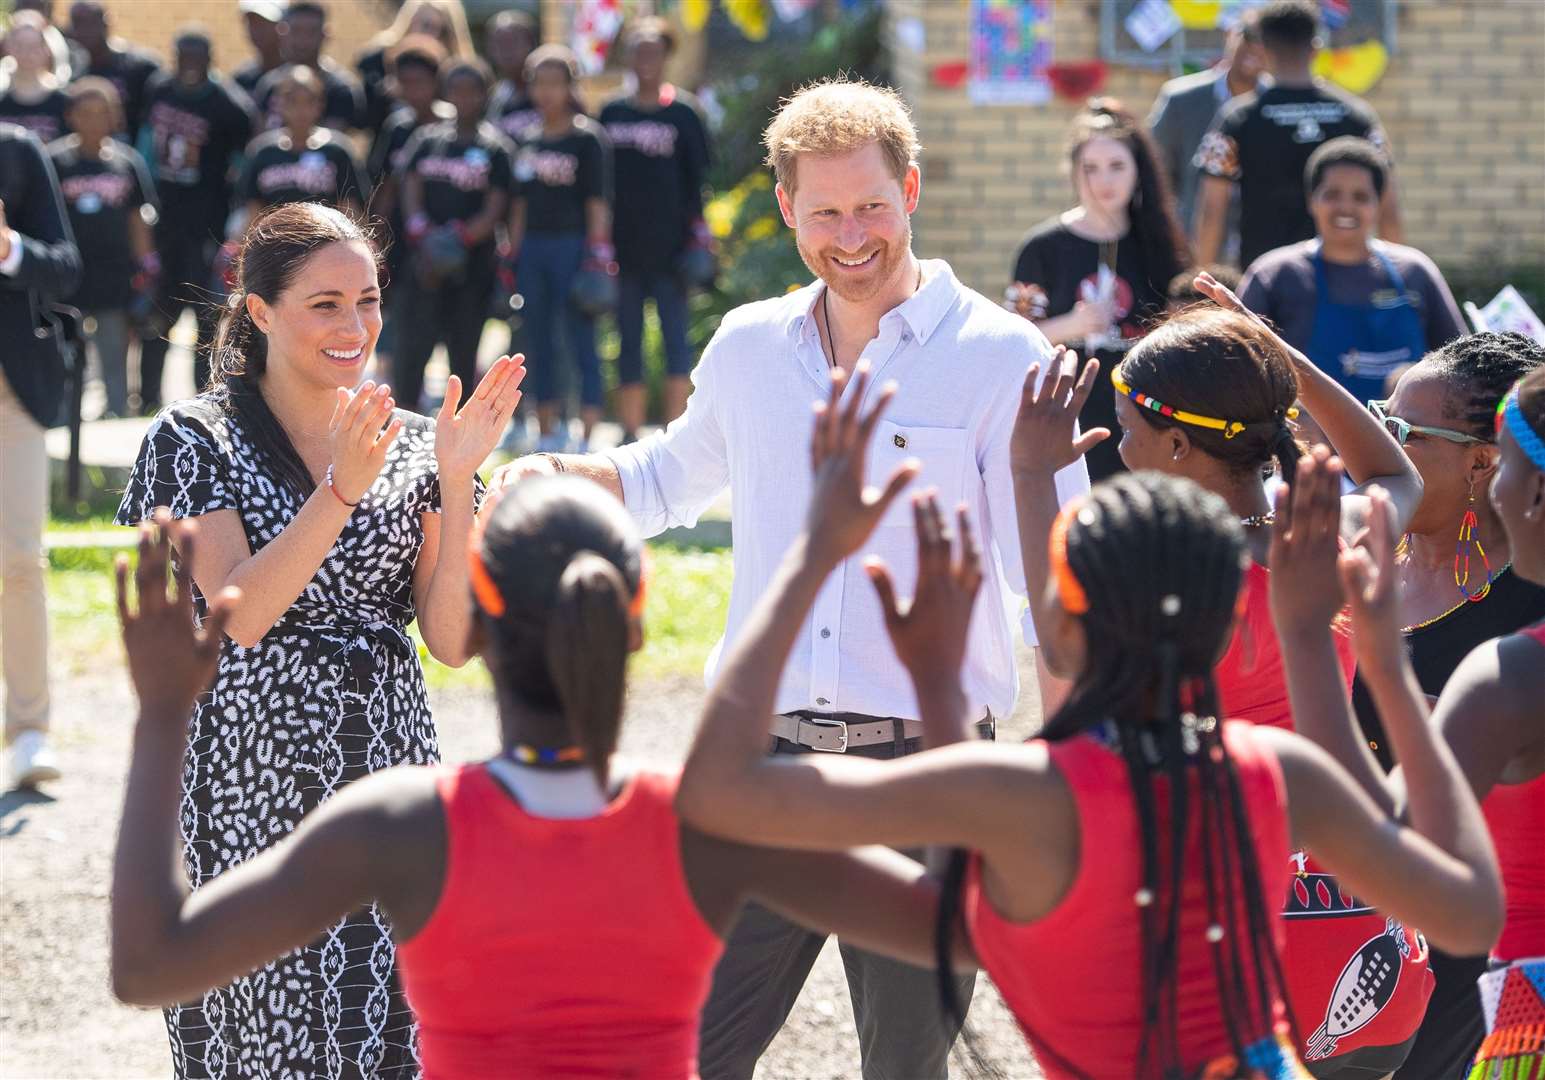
[804,715,848,753]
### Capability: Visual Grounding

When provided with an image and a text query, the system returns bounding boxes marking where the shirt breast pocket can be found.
[868,420,971,531]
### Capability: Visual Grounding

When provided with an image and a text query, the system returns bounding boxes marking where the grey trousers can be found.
[84,308,131,416]
[698,723,985,1080]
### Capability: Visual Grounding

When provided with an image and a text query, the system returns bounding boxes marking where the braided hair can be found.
[934,473,1292,1079]
[208,203,383,502]
[1118,307,1303,488]
[1416,331,1545,440]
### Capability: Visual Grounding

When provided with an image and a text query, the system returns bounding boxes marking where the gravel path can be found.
[1,665,1045,1079]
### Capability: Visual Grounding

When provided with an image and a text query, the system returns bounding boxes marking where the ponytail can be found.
[543,551,631,788]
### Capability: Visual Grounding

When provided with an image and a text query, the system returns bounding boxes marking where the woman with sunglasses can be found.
[1342,333,1545,1077]
[1279,365,1545,1080]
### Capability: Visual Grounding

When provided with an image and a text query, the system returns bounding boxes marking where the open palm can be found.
[435,355,527,481]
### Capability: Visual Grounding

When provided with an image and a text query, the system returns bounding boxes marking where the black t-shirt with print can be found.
[513,117,609,237]
[354,45,394,138]
[369,103,453,187]
[237,127,365,211]
[48,135,156,310]
[600,90,709,274]
[0,87,72,145]
[1012,216,1171,482]
[77,45,163,141]
[252,59,364,133]
[488,80,541,146]
[141,73,256,231]
[402,120,514,243]
[1195,82,1387,267]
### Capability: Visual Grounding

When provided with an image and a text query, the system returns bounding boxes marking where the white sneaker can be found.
[9,731,61,789]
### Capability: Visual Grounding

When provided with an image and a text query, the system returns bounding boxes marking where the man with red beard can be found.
[490,78,1090,1077]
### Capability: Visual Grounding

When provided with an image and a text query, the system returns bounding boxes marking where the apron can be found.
[1305,241,1428,403]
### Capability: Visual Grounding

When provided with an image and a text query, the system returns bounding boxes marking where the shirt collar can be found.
[785,258,960,347]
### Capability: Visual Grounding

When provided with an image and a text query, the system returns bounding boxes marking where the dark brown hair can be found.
[210,202,382,502]
[475,476,643,788]
[1068,99,1191,292]
[1117,307,1302,486]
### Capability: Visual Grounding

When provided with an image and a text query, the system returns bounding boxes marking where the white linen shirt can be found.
[603,259,1091,720]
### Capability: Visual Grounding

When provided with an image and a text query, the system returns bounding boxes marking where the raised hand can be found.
[436,355,527,481]
[806,362,918,567]
[1011,346,1109,476]
[1267,446,1346,636]
[1338,484,1404,671]
[1192,270,1313,370]
[328,380,403,503]
[115,510,239,717]
[866,495,983,694]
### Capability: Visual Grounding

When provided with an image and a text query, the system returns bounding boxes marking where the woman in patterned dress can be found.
[115,202,523,1079]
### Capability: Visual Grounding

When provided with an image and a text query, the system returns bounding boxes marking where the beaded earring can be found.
[1455,481,1494,603]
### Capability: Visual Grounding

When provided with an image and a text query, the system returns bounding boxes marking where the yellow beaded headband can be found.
[1111,371,1297,441]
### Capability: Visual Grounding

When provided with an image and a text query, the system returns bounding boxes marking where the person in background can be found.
[232,0,285,98]
[0,122,80,790]
[601,18,710,443]
[0,11,72,144]
[1166,263,1241,311]
[65,1,160,145]
[486,9,540,146]
[252,1,362,133]
[509,45,613,453]
[1008,99,1189,482]
[1194,0,1400,268]
[49,78,157,420]
[1343,333,1545,1079]
[235,65,364,227]
[1146,7,1261,256]
[394,57,513,412]
[137,28,255,408]
[2,0,79,86]
[1240,137,1463,409]
[355,0,469,142]
[367,34,450,383]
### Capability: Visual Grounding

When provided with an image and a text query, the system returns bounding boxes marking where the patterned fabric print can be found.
[117,395,472,1080]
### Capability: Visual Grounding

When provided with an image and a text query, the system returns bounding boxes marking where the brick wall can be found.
[887,0,1545,297]
[98,0,394,84]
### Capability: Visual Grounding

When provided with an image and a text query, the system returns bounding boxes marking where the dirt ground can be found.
[1,665,1046,1080]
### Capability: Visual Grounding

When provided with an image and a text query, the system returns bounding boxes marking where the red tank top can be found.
[1215,562,1433,1064]
[964,722,1293,1078]
[396,765,724,1080]
[1486,623,1545,962]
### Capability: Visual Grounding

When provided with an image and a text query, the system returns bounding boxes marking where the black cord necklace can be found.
[819,263,924,369]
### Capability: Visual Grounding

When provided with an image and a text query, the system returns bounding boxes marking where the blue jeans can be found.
[616,268,691,384]
[519,232,600,408]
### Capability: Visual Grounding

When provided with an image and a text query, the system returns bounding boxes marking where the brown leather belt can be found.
[770,710,994,753]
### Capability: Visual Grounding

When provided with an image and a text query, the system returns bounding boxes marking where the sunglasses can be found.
[1366,400,1487,447]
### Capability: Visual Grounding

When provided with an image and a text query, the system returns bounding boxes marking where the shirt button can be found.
[820,627,831,639]
[816,697,830,706]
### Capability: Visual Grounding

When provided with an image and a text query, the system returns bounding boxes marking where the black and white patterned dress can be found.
[116,394,473,1080]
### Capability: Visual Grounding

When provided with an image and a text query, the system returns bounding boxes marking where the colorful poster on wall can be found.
[968,0,1053,106]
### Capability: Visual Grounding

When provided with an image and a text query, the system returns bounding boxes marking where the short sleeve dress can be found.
[115,393,473,1080]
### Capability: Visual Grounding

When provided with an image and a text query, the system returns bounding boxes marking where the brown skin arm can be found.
[1193,175,1233,266]
[400,170,425,221]
[1261,726,1504,957]
[679,827,978,972]
[505,197,526,259]
[128,210,154,262]
[584,195,609,248]
[1378,176,1404,245]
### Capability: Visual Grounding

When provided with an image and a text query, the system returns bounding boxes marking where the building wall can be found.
[887,0,1545,296]
[98,0,394,81]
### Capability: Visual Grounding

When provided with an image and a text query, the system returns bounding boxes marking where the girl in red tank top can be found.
[1106,283,1440,1078]
[105,477,969,1079]
[679,364,1503,1080]
[1333,372,1545,1079]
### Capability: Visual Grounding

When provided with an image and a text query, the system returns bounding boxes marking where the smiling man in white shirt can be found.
[490,77,1089,1078]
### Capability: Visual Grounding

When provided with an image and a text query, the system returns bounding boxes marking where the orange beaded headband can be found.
[1049,503,1090,616]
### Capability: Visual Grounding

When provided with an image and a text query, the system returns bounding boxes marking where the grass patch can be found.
[49,542,732,687]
